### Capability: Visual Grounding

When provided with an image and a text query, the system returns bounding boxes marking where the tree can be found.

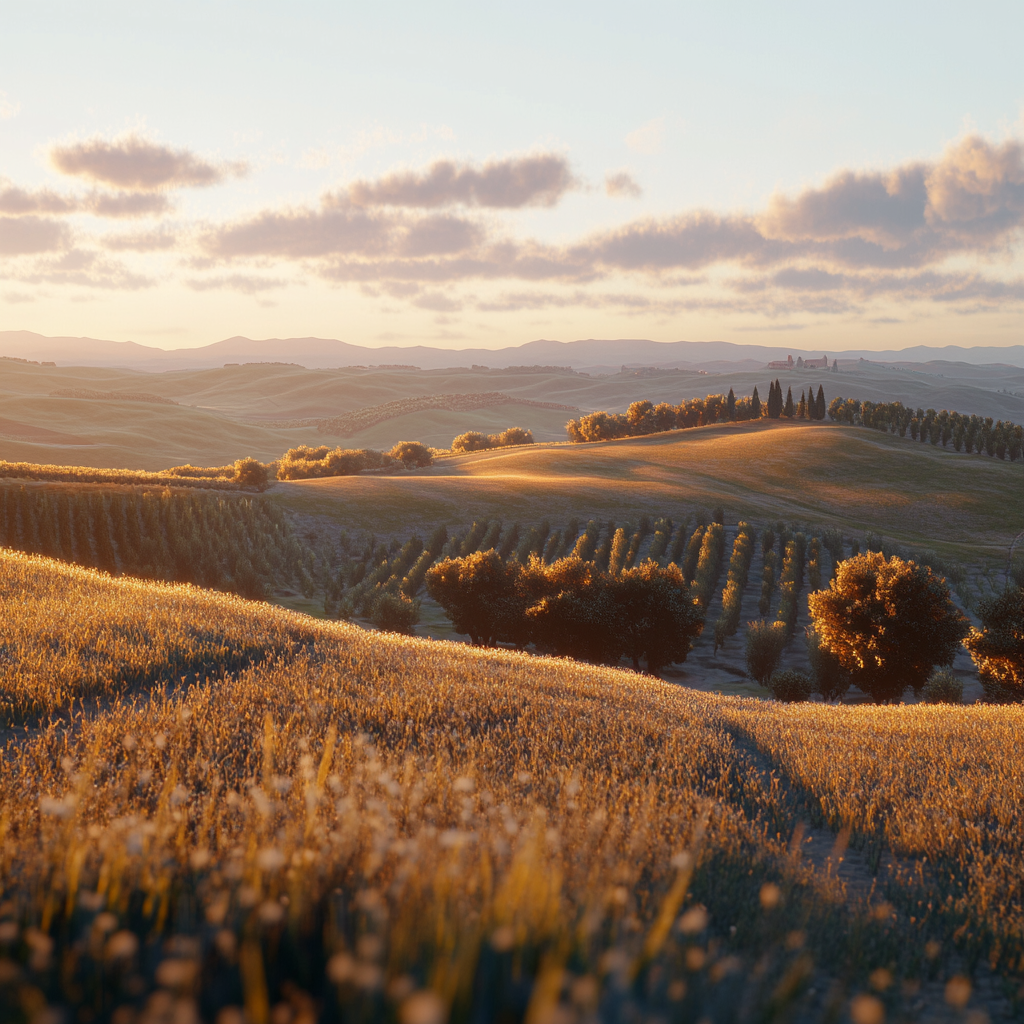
[233,457,270,490]
[425,550,525,645]
[451,431,491,453]
[767,380,783,419]
[783,387,795,418]
[815,385,826,421]
[608,561,705,674]
[962,587,1024,702]
[808,552,969,702]
[388,441,433,468]
[745,620,788,686]
[726,388,736,420]
[796,391,807,419]
[751,386,762,418]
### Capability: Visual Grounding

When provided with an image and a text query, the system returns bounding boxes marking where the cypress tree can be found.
[726,387,736,420]
[751,386,761,418]
[784,387,795,418]
[815,385,825,420]
[797,391,807,419]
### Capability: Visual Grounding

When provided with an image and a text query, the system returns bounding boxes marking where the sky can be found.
[1,0,1022,353]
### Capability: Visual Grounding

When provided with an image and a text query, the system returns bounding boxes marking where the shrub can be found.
[277,445,392,480]
[369,590,421,633]
[232,456,271,490]
[921,669,964,705]
[745,620,788,686]
[808,552,969,703]
[963,587,1024,702]
[768,670,815,703]
[713,523,756,647]
[451,427,534,453]
[691,522,726,607]
[451,430,490,453]
[388,440,433,467]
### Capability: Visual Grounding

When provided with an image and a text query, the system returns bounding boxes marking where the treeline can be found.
[566,386,1022,462]
[827,398,1022,460]
[0,485,308,599]
[276,427,533,481]
[566,383,826,442]
[426,551,704,673]
[0,459,254,489]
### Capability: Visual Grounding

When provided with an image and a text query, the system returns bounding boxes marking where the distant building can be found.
[766,354,829,369]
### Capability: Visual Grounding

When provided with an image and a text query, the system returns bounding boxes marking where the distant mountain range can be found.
[2,330,1022,371]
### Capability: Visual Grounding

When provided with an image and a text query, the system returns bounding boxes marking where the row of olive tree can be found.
[425,551,705,674]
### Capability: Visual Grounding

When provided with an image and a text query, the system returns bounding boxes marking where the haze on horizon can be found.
[0,0,1022,354]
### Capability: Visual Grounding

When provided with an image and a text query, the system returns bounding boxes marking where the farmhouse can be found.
[766,354,829,369]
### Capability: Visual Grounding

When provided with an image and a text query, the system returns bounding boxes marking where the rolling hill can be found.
[274,421,1022,563]
[2,357,1021,470]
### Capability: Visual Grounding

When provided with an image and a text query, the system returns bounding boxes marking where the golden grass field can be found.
[1,551,1022,1022]
[276,421,1023,563]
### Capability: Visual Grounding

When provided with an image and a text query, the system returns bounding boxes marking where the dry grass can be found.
[0,551,1021,1021]
[276,422,1023,562]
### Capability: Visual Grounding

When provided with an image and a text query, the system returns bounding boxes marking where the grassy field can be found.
[0,551,1021,1023]
[275,421,1023,563]
[3,358,1022,470]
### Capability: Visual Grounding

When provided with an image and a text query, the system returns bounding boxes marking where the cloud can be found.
[925,135,1024,239]
[2,291,34,303]
[185,274,285,294]
[204,204,396,259]
[18,249,154,290]
[0,183,77,216]
[758,135,1024,260]
[0,92,19,120]
[50,134,244,191]
[87,191,172,218]
[760,165,930,248]
[0,216,69,255]
[577,212,786,271]
[343,153,577,208]
[202,200,485,261]
[399,214,484,256]
[625,118,665,156]
[168,132,1024,318]
[102,229,178,252]
[605,172,642,198]
[0,180,170,219]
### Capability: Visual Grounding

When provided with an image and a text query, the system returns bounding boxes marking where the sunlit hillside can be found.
[277,421,1023,561]
[2,358,1021,470]
[1,550,1022,1022]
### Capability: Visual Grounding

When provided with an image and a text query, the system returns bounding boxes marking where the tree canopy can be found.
[808,552,969,702]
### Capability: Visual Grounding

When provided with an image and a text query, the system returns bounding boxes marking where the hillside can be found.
[2,357,1022,470]
[0,550,1021,1022]
[276,421,1022,562]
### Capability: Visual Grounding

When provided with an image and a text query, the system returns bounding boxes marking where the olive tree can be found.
[808,552,968,702]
